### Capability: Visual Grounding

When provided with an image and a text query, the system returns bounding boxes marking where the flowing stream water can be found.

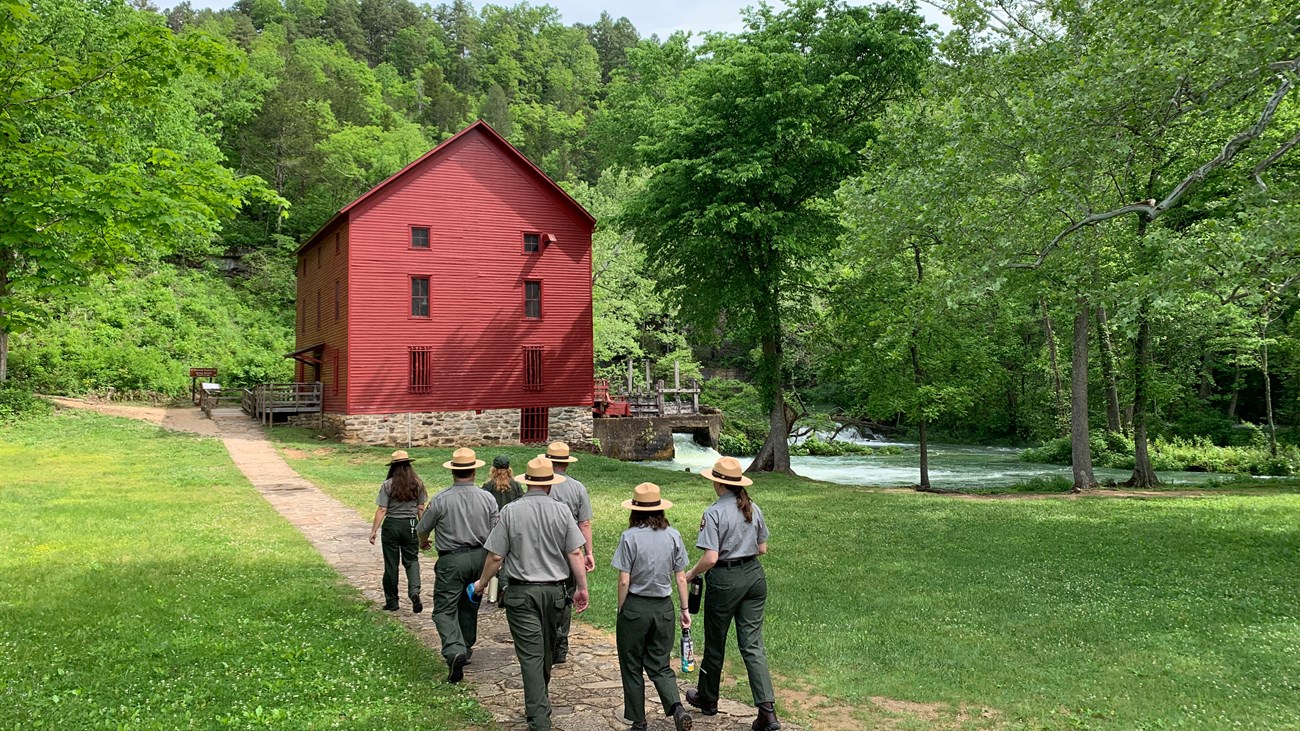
[646,434,1235,489]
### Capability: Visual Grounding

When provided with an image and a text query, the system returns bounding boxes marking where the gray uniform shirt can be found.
[485,491,584,582]
[415,481,499,553]
[612,526,688,598]
[376,479,428,519]
[550,474,593,524]
[696,491,769,560]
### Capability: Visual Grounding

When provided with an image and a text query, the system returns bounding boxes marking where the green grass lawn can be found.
[269,429,1300,731]
[0,412,487,731]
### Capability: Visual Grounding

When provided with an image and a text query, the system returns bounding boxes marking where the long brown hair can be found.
[728,486,754,523]
[386,462,423,502]
[629,510,670,530]
[490,466,514,493]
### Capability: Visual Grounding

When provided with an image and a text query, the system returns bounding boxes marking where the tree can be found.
[0,0,280,384]
[937,0,1299,486]
[622,0,931,473]
[581,11,639,86]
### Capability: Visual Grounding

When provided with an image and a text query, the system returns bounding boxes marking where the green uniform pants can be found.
[555,574,575,658]
[697,559,775,706]
[432,547,486,663]
[502,582,566,731]
[616,594,682,723]
[381,517,421,608]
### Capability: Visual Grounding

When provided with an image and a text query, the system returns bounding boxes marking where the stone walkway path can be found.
[54,399,795,731]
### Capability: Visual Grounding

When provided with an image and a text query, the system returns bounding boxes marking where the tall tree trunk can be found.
[1227,357,1241,419]
[748,331,792,474]
[1261,305,1277,457]
[1071,299,1098,491]
[1124,307,1160,488]
[0,254,9,386]
[1198,351,1213,401]
[910,342,930,489]
[910,243,930,490]
[1095,306,1122,435]
[917,413,930,489]
[1041,298,1066,434]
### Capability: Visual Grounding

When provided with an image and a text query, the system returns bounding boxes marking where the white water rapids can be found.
[646,434,1233,488]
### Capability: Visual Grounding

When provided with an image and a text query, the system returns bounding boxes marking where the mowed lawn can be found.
[0,411,487,731]
[271,429,1300,731]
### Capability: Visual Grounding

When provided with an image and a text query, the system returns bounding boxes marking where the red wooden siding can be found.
[295,221,349,413]
[344,127,594,415]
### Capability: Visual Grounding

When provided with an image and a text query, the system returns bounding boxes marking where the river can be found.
[645,434,1235,488]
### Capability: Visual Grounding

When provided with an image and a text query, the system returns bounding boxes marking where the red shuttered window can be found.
[520,407,548,443]
[411,277,430,317]
[523,346,544,391]
[524,280,541,319]
[334,280,341,321]
[332,352,340,396]
[409,346,433,394]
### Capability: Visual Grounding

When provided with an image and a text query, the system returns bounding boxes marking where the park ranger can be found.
[541,441,594,663]
[684,456,780,731]
[613,482,693,731]
[415,447,498,683]
[474,456,589,731]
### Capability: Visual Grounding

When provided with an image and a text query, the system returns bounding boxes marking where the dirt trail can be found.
[50,398,802,731]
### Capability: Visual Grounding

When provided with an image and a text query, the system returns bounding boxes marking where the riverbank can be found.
[267,425,1300,731]
[652,434,1292,492]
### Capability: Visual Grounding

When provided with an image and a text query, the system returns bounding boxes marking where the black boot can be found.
[752,702,780,731]
[685,689,717,716]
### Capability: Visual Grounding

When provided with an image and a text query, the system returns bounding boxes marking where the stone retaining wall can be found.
[593,414,721,461]
[289,406,594,448]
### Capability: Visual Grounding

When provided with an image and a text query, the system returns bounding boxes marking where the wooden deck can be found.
[239,382,323,426]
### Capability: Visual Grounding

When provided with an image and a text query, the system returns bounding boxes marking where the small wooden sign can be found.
[189,367,218,378]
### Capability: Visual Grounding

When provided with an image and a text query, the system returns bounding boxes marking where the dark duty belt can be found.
[511,579,567,586]
[715,555,757,568]
[437,545,484,557]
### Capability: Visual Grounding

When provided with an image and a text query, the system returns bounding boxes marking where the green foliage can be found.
[1024,433,1299,476]
[788,437,904,457]
[0,387,49,422]
[700,378,769,454]
[10,265,293,396]
[622,0,932,418]
[0,0,282,367]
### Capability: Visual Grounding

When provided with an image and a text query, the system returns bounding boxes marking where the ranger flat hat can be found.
[388,450,415,465]
[622,482,673,511]
[518,456,567,486]
[543,441,578,463]
[442,447,487,470]
[702,456,754,487]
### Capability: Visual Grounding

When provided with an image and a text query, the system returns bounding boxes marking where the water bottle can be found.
[680,629,696,673]
[687,575,703,614]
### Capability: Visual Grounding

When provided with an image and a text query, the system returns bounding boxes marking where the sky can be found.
[182,0,952,39]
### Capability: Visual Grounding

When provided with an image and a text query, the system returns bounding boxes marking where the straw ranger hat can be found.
[703,456,754,487]
[388,450,415,465]
[622,482,673,511]
[518,456,567,486]
[543,441,578,463]
[442,447,487,470]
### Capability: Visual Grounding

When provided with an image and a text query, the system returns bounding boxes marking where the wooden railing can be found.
[241,382,323,427]
[198,388,243,417]
[604,360,701,418]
